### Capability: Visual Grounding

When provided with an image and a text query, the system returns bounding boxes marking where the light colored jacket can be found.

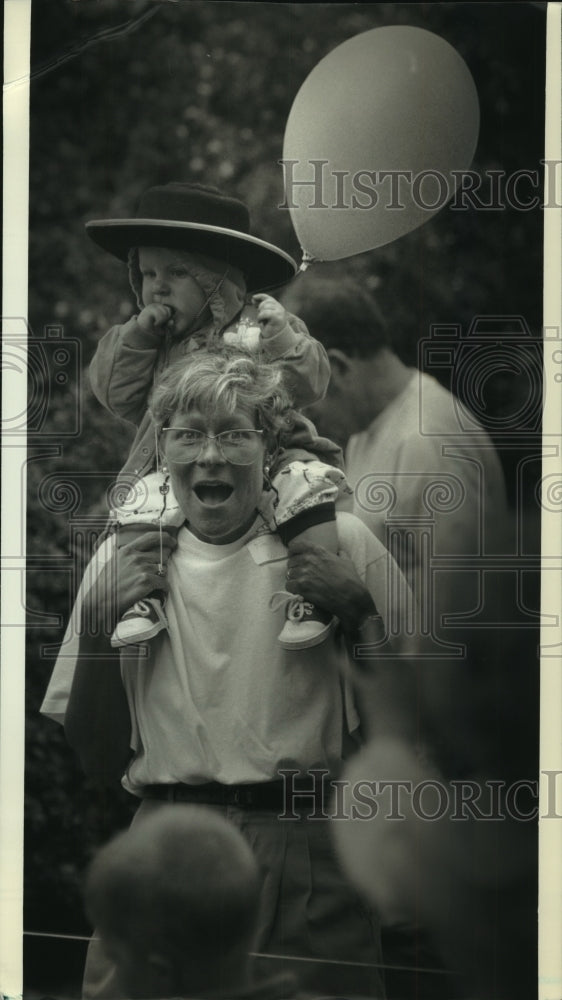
[90,305,341,479]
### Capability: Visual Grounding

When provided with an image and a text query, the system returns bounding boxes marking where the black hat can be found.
[85,182,297,292]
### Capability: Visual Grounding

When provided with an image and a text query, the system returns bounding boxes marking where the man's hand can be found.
[137,304,173,334]
[285,540,377,633]
[252,293,287,338]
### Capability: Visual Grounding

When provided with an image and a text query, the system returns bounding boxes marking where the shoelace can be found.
[270,590,315,621]
[128,600,152,617]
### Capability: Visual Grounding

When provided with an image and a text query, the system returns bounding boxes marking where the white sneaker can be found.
[110,597,169,648]
[270,591,336,650]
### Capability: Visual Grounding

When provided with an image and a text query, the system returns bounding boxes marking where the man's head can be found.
[282,272,389,360]
[84,805,261,999]
[282,273,397,447]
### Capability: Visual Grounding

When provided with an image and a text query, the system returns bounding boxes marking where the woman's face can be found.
[162,403,267,544]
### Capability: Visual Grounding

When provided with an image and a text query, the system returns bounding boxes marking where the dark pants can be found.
[83,798,386,998]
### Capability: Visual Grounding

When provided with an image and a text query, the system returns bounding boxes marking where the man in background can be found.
[282,271,510,773]
[282,271,519,999]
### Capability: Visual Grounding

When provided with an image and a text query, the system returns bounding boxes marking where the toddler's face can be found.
[139,246,212,336]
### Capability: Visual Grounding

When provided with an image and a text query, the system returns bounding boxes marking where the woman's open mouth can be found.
[193,482,234,506]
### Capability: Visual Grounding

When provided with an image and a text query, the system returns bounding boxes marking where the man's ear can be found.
[326,348,355,386]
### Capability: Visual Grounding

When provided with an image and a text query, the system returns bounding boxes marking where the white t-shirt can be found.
[344,371,509,621]
[41,513,414,795]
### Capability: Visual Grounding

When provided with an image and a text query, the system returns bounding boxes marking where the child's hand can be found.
[252,294,287,339]
[137,304,173,334]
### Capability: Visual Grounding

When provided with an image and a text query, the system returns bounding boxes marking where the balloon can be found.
[282,26,480,263]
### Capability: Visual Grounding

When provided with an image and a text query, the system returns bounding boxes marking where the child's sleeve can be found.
[89,316,162,426]
[260,311,331,409]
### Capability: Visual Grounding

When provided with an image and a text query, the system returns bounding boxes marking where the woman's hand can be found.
[285,540,377,633]
[81,529,178,634]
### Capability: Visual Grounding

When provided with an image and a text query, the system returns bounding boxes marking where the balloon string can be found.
[155,423,166,576]
[298,248,317,272]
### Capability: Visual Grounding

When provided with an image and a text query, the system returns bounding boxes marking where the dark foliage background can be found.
[25,0,545,991]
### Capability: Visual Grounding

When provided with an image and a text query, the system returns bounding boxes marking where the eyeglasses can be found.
[161,427,264,465]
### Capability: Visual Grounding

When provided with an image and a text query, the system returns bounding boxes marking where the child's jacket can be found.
[90,308,343,480]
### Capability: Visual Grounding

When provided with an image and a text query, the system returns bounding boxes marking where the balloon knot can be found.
[299,248,317,272]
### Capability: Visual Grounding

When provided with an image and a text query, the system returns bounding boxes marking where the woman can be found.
[43,349,416,998]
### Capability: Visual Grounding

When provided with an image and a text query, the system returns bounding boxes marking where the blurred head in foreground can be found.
[333,737,537,1000]
[85,805,260,999]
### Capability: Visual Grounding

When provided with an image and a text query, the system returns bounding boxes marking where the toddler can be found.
[87,181,350,650]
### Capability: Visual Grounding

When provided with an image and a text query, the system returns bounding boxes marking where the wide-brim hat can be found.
[85,182,297,292]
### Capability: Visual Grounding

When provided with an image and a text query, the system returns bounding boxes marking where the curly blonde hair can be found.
[150,347,294,449]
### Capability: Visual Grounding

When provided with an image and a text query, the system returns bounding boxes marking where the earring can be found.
[262,465,279,509]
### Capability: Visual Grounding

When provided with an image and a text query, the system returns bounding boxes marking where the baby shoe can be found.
[110,597,169,648]
[270,591,336,650]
